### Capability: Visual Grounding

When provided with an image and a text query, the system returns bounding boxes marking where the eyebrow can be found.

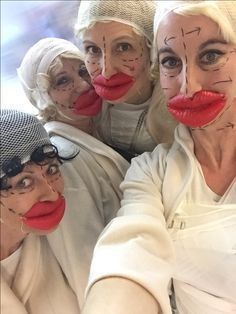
[199,38,228,50]
[158,47,175,55]
[158,38,228,55]
[83,35,136,46]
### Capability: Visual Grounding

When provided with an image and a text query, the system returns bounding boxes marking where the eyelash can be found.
[55,76,69,86]
[13,164,60,190]
[85,45,101,55]
[199,49,225,65]
[160,49,226,70]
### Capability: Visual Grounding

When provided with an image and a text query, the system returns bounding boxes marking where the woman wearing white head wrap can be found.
[17,37,102,134]
[81,1,236,314]
[75,0,177,159]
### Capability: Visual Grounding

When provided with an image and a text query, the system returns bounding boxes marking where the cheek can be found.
[160,72,179,100]
[49,89,72,108]
[51,175,64,194]
[1,195,32,225]
[85,57,101,78]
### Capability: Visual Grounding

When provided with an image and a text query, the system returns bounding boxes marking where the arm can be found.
[82,277,160,314]
[83,148,174,313]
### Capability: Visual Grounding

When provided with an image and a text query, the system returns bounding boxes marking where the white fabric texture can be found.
[75,0,156,42]
[93,100,156,155]
[17,38,84,110]
[1,234,80,314]
[85,124,236,313]
[92,82,177,155]
[1,123,129,313]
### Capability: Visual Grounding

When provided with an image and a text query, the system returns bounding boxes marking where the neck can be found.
[191,123,236,195]
[0,224,26,260]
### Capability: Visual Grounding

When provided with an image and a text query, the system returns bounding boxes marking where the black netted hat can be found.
[0,109,51,178]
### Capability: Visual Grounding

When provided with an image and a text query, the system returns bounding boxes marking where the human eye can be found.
[15,177,34,190]
[78,63,89,78]
[199,49,225,65]
[85,45,101,55]
[116,43,132,52]
[160,55,182,69]
[46,163,61,176]
[54,75,71,87]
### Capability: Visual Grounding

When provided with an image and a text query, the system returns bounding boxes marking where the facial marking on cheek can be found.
[41,171,61,193]
[121,42,144,73]
[86,60,100,78]
[212,76,232,86]
[217,122,235,131]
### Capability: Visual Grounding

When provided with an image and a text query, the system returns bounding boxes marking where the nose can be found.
[100,52,118,79]
[179,63,202,97]
[38,177,61,203]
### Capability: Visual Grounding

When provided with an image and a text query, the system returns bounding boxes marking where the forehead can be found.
[157,13,221,46]
[83,21,142,42]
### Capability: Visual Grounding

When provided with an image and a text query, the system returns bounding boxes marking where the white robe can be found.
[1,122,129,313]
[85,124,236,313]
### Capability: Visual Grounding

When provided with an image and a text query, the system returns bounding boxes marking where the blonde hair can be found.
[152,1,236,63]
[147,1,236,141]
[17,38,85,122]
[38,52,86,122]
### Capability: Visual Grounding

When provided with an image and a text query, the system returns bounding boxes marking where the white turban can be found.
[75,0,156,43]
[17,38,84,110]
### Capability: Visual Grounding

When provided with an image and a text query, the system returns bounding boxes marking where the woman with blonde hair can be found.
[80,1,236,313]
[75,0,176,160]
[17,37,102,134]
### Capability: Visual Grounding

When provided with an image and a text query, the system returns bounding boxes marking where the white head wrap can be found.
[152,1,236,62]
[17,38,84,111]
[75,0,156,43]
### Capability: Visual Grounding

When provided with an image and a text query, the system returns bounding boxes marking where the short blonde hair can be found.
[152,1,236,63]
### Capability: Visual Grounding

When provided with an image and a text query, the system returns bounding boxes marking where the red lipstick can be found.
[22,196,65,230]
[92,73,134,101]
[73,88,102,116]
[168,90,226,127]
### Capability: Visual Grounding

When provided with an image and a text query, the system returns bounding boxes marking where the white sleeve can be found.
[86,146,174,314]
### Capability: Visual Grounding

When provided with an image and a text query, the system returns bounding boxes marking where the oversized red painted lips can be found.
[168,90,226,127]
[73,88,102,116]
[92,73,134,101]
[22,195,65,230]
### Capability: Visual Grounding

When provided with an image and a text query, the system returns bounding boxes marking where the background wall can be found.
[1,0,80,112]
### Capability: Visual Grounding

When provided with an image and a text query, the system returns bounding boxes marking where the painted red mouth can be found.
[168,90,226,127]
[22,196,65,230]
[92,73,134,101]
[73,88,102,116]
